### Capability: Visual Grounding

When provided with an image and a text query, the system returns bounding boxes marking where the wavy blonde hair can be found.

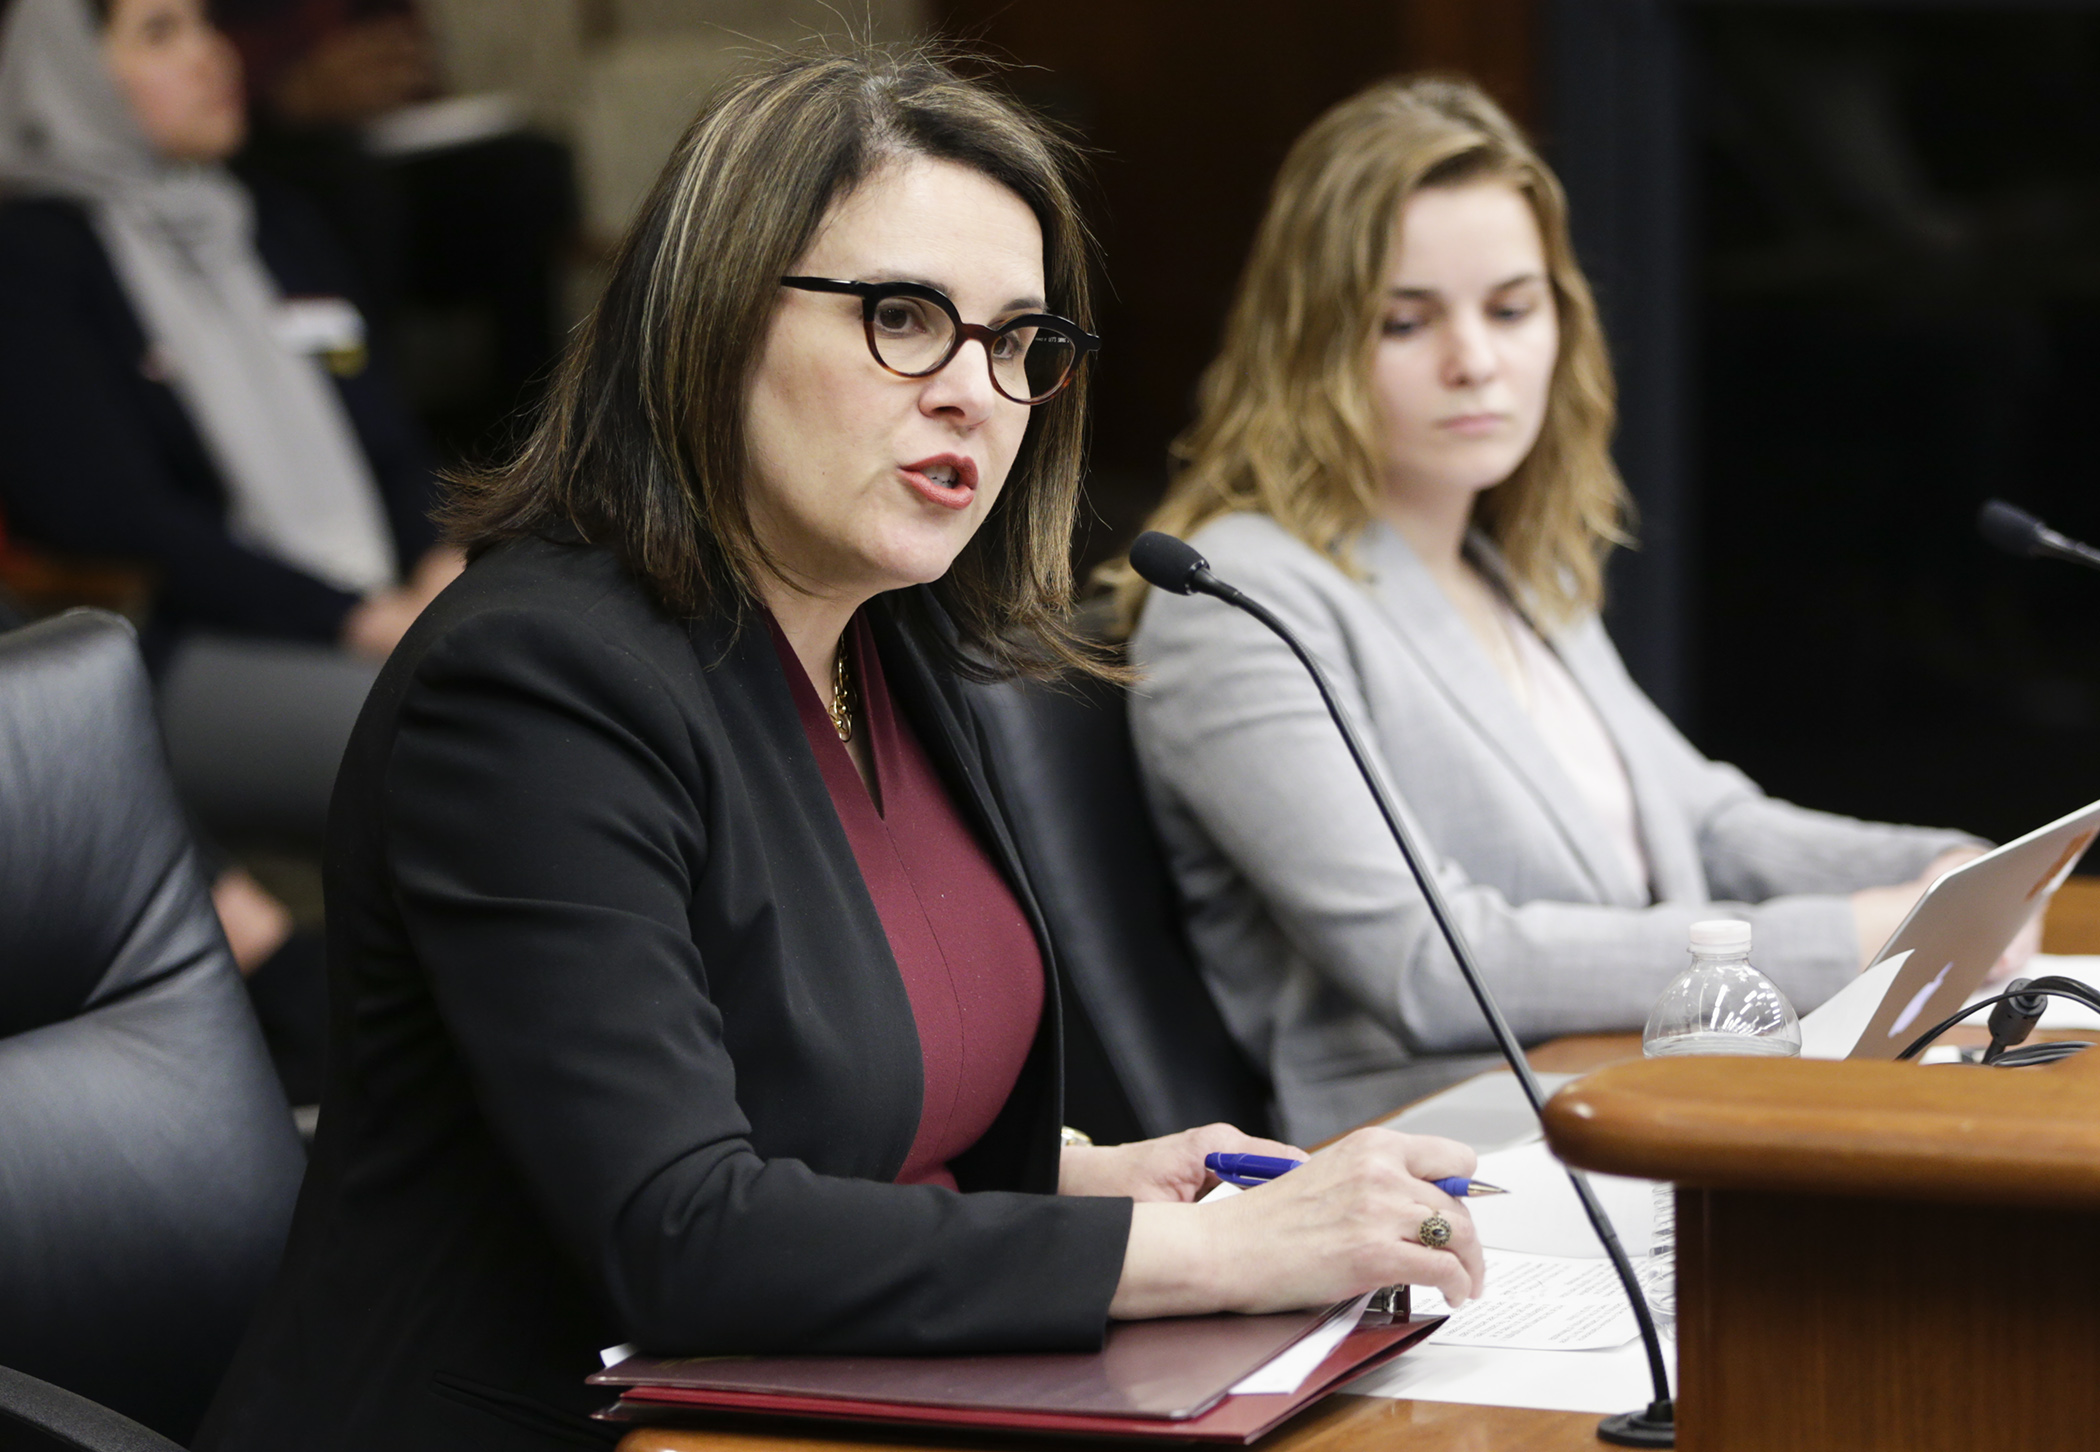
[1113,75,1628,631]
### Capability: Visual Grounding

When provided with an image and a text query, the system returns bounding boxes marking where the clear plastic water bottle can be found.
[1638,919,1801,1323]
[1643,919,1802,1060]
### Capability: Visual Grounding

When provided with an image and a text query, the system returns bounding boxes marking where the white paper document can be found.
[1799,952,1910,1059]
[1228,1292,1373,1395]
[1347,1331,1673,1415]
[1410,1250,1641,1351]
[1362,1073,1674,1412]
[1203,1070,1674,1412]
[1465,1139,1656,1258]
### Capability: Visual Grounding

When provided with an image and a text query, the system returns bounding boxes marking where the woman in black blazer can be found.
[197,43,1488,1452]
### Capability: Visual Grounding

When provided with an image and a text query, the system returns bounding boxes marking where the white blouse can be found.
[1486,597,1651,894]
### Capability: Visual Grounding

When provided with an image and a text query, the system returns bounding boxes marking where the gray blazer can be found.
[1129,513,1977,1143]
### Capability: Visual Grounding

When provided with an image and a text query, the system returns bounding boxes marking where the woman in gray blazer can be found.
[1122,77,2004,1144]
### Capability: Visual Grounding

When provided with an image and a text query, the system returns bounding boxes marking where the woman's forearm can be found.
[1110,1203,1224,1318]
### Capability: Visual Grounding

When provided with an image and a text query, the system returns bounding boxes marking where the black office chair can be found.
[0,1364,184,1452]
[969,668,1275,1143]
[0,612,305,1443]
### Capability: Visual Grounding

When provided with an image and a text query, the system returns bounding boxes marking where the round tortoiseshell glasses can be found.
[780,277,1100,405]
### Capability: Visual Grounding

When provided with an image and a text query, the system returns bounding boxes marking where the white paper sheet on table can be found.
[1410,1250,1640,1350]
[1227,1292,1373,1395]
[1368,1072,1669,1411]
[1347,1330,1673,1416]
[1799,952,1910,1059]
[1212,1069,1670,1411]
[1464,1139,1655,1258]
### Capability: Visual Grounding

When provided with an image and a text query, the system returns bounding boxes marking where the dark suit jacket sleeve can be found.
[381,603,1132,1355]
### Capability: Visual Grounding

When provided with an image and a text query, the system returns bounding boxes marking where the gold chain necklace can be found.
[828,642,855,742]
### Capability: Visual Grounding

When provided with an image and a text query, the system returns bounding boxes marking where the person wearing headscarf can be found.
[0,0,459,848]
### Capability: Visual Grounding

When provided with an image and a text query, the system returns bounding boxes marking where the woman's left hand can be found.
[1059,1123,1305,1202]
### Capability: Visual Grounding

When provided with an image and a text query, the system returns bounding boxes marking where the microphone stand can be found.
[1978,499,2100,572]
[1141,538,1674,1447]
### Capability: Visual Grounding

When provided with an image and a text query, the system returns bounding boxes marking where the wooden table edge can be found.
[1543,1029,2100,1209]
[615,1392,1604,1452]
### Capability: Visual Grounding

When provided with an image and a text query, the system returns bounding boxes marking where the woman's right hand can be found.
[1108,1127,1486,1320]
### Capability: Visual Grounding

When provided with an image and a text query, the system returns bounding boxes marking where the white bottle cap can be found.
[1688,918,1752,954]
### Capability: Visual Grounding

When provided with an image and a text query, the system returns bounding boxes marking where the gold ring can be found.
[1416,1212,1453,1249]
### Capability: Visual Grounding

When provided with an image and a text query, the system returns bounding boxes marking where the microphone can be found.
[1977,499,2100,572]
[1130,530,1676,1448]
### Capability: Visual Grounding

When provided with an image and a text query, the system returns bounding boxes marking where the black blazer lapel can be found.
[870,595,1067,1194]
[687,607,926,1182]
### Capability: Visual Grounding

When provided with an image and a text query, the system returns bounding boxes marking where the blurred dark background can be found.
[935,0,2100,855]
[1686,3,2100,849]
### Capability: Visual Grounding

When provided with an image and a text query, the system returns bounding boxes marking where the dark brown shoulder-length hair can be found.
[443,41,1102,680]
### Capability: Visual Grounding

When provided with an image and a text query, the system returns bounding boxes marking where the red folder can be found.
[590,1308,1442,1444]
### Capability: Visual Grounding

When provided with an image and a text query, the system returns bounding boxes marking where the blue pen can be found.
[1202,1152,1506,1198]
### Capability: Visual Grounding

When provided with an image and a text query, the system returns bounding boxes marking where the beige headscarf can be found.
[0,0,396,595]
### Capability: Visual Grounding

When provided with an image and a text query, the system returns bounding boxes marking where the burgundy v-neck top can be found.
[771,612,1046,1190]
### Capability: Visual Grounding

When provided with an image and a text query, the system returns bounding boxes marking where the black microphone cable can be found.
[1892,974,2100,1065]
[1129,531,1677,1448]
[1983,980,2051,1065]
